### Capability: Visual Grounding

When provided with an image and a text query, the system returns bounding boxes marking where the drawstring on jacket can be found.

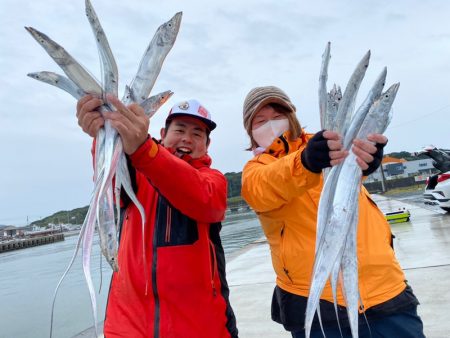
[206,226,218,297]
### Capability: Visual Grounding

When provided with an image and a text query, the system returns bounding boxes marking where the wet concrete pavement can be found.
[75,193,449,337]
[226,194,450,338]
[373,195,450,338]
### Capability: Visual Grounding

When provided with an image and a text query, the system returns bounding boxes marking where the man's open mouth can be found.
[176,147,192,155]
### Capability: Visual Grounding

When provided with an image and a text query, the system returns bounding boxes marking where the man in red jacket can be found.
[77,94,238,338]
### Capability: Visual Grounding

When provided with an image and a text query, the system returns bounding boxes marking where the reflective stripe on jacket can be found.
[241,131,406,311]
[104,138,238,338]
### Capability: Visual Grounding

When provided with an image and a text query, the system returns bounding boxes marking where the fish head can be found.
[101,241,119,272]
[124,85,136,103]
[27,72,41,80]
[106,256,119,272]
[159,90,174,104]
[109,257,119,272]
[25,26,54,51]
[27,71,58,83]
[368,82,400,133]
[156,12,182,46]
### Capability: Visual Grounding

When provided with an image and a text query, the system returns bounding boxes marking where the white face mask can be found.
[251,118,290,149]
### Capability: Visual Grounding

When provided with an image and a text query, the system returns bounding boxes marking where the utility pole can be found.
[379,162,387,193]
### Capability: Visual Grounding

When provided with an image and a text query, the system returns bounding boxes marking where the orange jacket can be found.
[241,131,406,310]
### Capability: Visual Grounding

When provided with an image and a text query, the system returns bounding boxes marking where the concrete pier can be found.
[0,233,64,253]
[75,194,450,337]
[373,195,450,338]
[226,195,450,338]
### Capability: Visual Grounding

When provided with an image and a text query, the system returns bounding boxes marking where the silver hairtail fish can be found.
[26,1,182,337]
[306,43,400,338]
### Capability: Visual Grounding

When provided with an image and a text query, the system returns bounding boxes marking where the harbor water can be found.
[0,211,261,338]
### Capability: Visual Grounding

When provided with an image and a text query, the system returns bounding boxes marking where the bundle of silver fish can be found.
[26,1,181,336]
[305,42,400,338]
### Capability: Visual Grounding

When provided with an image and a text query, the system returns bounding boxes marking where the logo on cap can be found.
[178,101,190,110]
[198,106,208,118]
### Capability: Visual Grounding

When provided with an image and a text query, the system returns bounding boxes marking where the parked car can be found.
[424,171,450,212]
[419,146,450,212]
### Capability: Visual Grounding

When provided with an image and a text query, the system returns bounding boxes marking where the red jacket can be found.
[103,138,238,338]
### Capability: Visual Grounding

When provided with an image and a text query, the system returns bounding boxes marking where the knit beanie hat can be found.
[242,86,296,134]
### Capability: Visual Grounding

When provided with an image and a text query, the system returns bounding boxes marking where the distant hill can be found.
[31,152,423,226]
[224,172,242,198]
[31,206,88,227]
[32,173,244,227]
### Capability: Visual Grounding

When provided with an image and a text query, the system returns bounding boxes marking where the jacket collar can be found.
[164,146,212,168]
[184,153,212,168]
[260,130,307,158]
[155,138,212,168]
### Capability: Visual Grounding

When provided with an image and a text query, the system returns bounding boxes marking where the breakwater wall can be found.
[0,233,64,253]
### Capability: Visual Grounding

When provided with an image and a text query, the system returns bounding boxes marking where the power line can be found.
[0,215,42,224]
[389,104,450,129]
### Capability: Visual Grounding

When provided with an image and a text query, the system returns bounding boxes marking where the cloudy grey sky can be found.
[1,0,449,225]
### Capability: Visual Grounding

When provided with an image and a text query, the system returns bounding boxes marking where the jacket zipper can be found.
[165,205,172,243]
[280,225,293,283]
[151,197,162,338]
[279,134,290,153]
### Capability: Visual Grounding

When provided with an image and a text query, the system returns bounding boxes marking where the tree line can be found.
[31,151,421,227]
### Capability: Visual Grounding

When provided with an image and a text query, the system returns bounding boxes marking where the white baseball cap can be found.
[167,99,217,131]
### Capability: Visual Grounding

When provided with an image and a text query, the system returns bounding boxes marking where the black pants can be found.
[291,305,425,338]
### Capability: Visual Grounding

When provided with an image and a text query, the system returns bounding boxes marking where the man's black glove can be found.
[301,130,331,173]
[362,141,386,176]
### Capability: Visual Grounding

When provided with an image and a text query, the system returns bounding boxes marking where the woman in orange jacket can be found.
[241,86,424,338]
